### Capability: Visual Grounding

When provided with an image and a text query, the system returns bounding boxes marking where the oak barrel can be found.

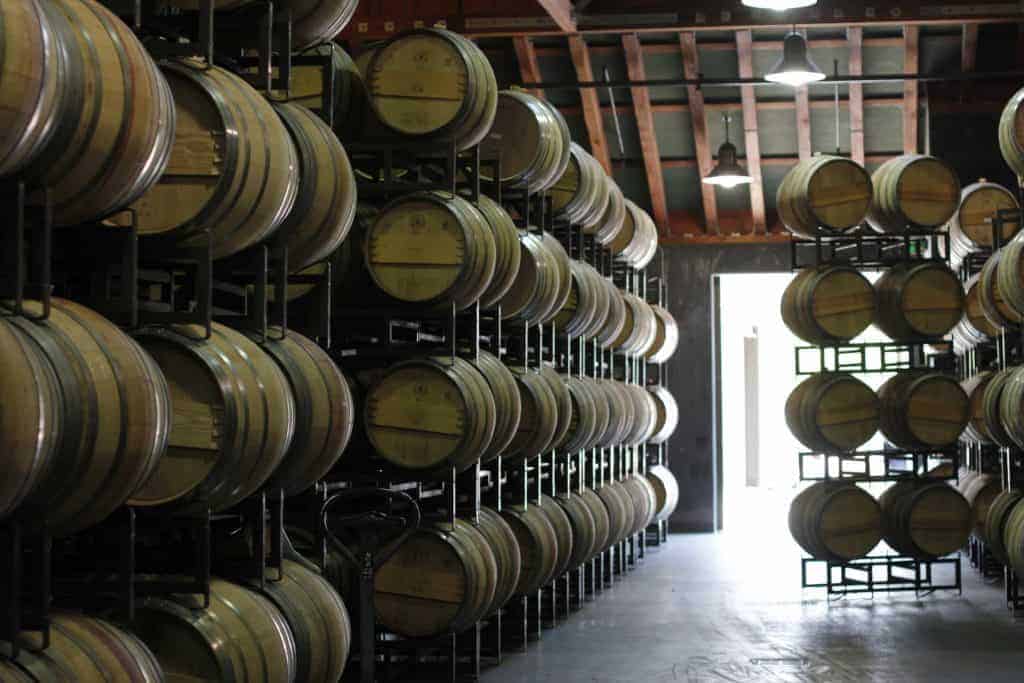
[878,371,969,449]
[285,0,358,51]
[610,200,659,270]
[130,60,298,259]
[472,350,521,462]
[879,479,971,559]
[500,504,559,594]
[477,507,523,616]
[481,90,571,192]
[579,487,612,557]
[132,322,295,513]
[999,85,1024,178]
[596,282,628,349]
[961,372,995,445]
[959,472,1000,543]
[646,465,680,523]
[291,43,366,138]
[788,481,882,562]
[597,483,634,547]
[985,368,1017,448]
[948,181,1021,270]
[997,364,1024,451]
[590,177,627,246]
[561,376,602,453]
[551,143,610,228]
[9,299,169,536]
[496,231,559,324]
[989,490,1023,565]
[554,260,606,340]
[873,261,964,341]
[646,304,680,364]
[785,373,880,453]
[867,154,961,233]
[956,273,1001,350]
[647,386,680,445]
[611,293,659,357]
[538,366,574,453]
[995,237,1024,320]
[777,155,874,238]
[505,367,559,462]
[538,494,575,580]
[477,195,523,310]
[555,494,598,570]
[781,266,875,345]
[133,578,297,683]
[622,475,657,535]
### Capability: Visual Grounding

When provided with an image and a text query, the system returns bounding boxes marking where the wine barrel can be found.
[781,266,875,345]
[555,493,598,570]
[961,372,995,444]
[365,191,496,311]
[284,0,359,50]
[551,143,610,228]
[130,59,297,259]
[959,273,1002,345]
[878,371,968,449]
[999,85,1024,177]
[375,518,497,638]
[506,367,559,461]
[867,154,961,233]
[561,376,601,453]
[292,43,366,137]
[611,294,659,357]
[788,481,882,562]
[481,90,571,192]
[785,373,879,453]
[593,381,633,449]
[596,282,628,349]
[536,233,573,325]
[251,328,354,495]
[961,473,1000,543]
[647,386,680,445]
[989,489,1023,565]
[28,0,175,226]
[554,261,604,339]
[132,322,295,513]
[996,238,1024,320]
[472,350,521,462]
[948,181,1021,269]
[621,384,658,447]
[3,612,162,681]
[621,475,657,535]
[477,195,523,310]
[646,305,680,364]
[256,559,351,683]
[777,155,874,238]
[997,364,1024,450]
[364,356,496,473]
[579,488,612,557]
[0,318,61,520]
[610,200,659,270]
[497,231,560,324]
[538,494,575,580]
[646,465,680,523]
[364,29,497,150]
[0,0,66,178]
[597,483,634,547]
[879,479,971,559]
[8,300,169,536]
[873,261,964,341]
[611,481,638,542]
[591,177,627,246]
[133,578,297,682]
[499,504,559,595]
[477,507,522,616]
[985,368,1017,448]
[538,366,573,452]
[275,102,357,272]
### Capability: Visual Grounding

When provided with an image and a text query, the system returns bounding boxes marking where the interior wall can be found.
[659,242,791,532]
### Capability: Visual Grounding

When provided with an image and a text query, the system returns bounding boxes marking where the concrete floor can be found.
[483,533,1024,683]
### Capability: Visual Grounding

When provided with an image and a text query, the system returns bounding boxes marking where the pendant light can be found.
[765,30,826,88]
[703,115,753,189]
[742,0,817,9]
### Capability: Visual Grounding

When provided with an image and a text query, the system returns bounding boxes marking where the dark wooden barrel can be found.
[551,143,610,228]
[538,494,575,580]
[646,465,680,523]
[996,238,1024,321]
[538,366,573,453]
[555,493,598,570]
[477,195,522,310]
[777,155,874,238]
[375,519,497,638]
[365,191,496,311]
[998,365,1024,450]
[364,28,497,150]
[472,350,521,462]
[481,90,571,192]
[28,0,174,226]
[0,0,65,178]
[284,0,359,50]
[648,386,679,445]
[646,305,680,364]
[878,371,969,449]
[8,300,169,536]
[590,177,626,246]
[132,577,297,682]
[251,328,354,496]
[949,181,1021,270]
[477,507,522,616]
[879,479,971,559]
[985,368,1017,448]
[781,266,875,344]
[275,102,357,272]
[0,317,61,520]
[959,472,1000,543]
[3,612,163,681]
[999,85,1024,178]
[788,481,881,562]
[132,322,295,513]
[873,261,964,341]
[610,200,659,270]
[506,367,559,462]
[130,59,297,259]
[785,372,879,453]
[257,559,352,683]
[867,154,961,233]
[363,356,496,474]
[956,273,1001,349]
[961,372,995,444]
[499,504,559,595]
[292,43,366,138]
[579,488,612,557]
[989,489,1023,565]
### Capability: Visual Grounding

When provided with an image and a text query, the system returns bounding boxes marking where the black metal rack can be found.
[801,555,962,598]
[789,228,951,270]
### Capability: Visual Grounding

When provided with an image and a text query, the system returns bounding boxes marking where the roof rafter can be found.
[679,31,719,234]
[567,35,613,174]
[736,29,766,234]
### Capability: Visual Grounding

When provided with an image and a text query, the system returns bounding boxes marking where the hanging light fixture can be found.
[742,0,817,9]
[703,115,753,189]
[765,30,826,88]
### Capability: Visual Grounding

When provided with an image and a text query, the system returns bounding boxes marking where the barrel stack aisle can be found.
[0,1,683,682]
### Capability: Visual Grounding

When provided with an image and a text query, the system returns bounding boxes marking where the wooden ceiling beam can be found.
[848,27,865,165]
[534,0,576,33]
[795,84,812,160]
[512,36,545,99]
[526,35,913,57]
[552,96,905,116]
[679,31,719,234]
[567,35,613,174]
[903,25,920,154]
[611,153,897,170]
[961,24,978,100]
[622,33,670,236]
[736,29,766,234]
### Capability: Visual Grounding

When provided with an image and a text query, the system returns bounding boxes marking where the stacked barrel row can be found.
[951,223,1024,355]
